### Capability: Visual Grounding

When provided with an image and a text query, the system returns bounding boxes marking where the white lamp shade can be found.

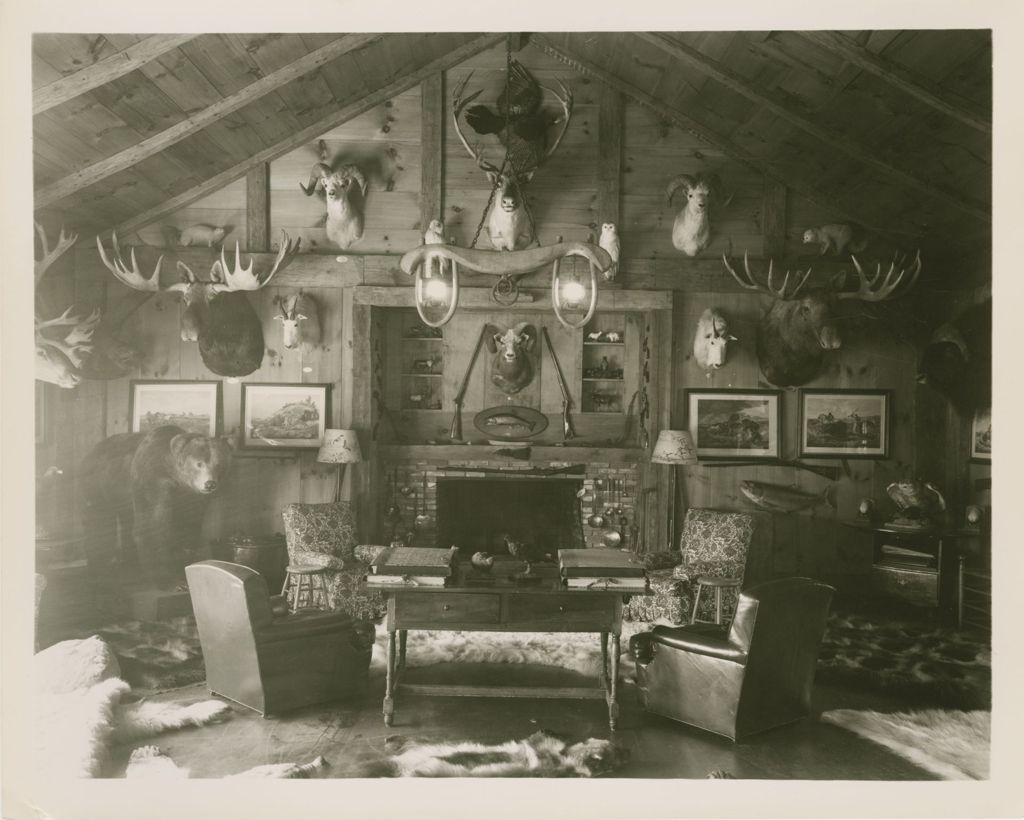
[317,429,362,464]
[651,430,698,465]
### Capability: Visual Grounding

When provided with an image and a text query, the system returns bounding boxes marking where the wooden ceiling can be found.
[32,30,991,255]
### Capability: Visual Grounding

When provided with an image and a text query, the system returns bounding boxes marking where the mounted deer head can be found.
[452,66,573,251]
[723,250,922,386]
[97,231,300,377]
[666,173,722,257]
[300,139,367,258]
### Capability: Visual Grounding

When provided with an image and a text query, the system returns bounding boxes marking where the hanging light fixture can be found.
[401,241,610,330]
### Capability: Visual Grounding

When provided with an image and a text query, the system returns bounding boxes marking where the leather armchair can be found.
[631,577,835,741]
[185,560,372,717]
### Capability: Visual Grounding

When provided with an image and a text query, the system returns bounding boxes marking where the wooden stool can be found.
[281,564,331,613]
[691,575,741,625]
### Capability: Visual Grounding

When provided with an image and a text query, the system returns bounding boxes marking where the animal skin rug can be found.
[363,730,627,777]
[820,708,990,780]
[125,746,330,779]
[369,621,649,680]
[33,636,231,778]
[91,617,205,690]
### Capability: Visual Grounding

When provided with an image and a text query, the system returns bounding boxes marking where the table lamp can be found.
[651,430,699,551]
[317,429,362,502]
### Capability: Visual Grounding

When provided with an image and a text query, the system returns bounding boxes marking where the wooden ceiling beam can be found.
[110,33,505,237]
[634,32,989,223]
[531,34,909,239]
[33,34,198,115]
[34,33,383,210]
[798,30,992,135]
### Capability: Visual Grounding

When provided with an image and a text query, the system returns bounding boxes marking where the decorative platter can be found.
[473,405,549,441]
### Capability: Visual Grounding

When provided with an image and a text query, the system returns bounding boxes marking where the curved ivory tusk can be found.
[400,242,613,279]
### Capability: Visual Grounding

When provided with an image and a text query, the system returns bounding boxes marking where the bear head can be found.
[169,433,234,494]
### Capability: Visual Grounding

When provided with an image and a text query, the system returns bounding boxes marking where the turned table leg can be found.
[599,632,609,688]
[398,629,408,673]
[608,633,620,732]
[383,628,396,727]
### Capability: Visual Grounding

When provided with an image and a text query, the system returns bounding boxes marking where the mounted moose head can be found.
[451,64,573,251]
[693,308,737,375]
[484,322,537,395]
[666,173,722,257]
[97,231,300,377]
[723,250,921,387]
[276,291,321,353]
[300,140,368,258]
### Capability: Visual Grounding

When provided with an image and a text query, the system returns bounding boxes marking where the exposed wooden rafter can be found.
[111,33,506,237]
[33,34,198,115]
[34,33,383,210]
[634,32,989,223]
[798,31,992,135]
[530,34,908,239]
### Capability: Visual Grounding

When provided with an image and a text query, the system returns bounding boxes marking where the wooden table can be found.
[371,566,646,731]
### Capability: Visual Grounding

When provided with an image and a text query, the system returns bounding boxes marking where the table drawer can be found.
[507,594,614,627]
[395,593,499,625]
[871,564,938,606]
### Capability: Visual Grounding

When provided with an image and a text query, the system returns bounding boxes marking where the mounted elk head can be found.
[667,173,722,257]
[452,68,573,251]
[484,322,537,395]
[300,139,367,257]
[693,308,737,375]
[97,231,300,377]
[723,250,921,387]
[276,291,321,352]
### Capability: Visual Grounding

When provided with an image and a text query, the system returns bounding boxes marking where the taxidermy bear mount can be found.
[97,231,300,377]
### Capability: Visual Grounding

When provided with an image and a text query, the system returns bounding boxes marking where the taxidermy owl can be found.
[423,218,450,277]
[598,222,620,281]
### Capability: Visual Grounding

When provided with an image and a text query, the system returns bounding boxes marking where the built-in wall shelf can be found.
[376,444,646,464]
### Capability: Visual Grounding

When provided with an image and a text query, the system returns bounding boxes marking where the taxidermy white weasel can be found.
[802,224,867,256]
[162,225,228,248]
[598,222,620,281]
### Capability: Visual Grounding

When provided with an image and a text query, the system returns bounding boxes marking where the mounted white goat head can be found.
[276,291,320,352]
[97,231,300,377]
[300,140,367,258]
[451,68,573,251]
[666,173,722,257]
[693,308,737,375]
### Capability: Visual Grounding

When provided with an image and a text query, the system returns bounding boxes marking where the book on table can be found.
[365,574,447,587]
[371,546,458,577]
[566,576,648,591]
[557,548,646,578]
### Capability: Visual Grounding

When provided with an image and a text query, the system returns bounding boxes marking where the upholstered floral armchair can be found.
[625,508,756,625]
[281,501,386,623]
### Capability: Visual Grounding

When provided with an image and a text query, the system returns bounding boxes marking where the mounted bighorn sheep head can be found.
[276,291,321,353]
[452,61,573,251]
[97,231,300,377]
[484,322,538,395]
[723,250,922,387]
[693,308,737,376]
[666,173,722,257]
[300,139,367,260]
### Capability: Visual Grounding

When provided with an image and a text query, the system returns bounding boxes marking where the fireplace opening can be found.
[436,478,585,560]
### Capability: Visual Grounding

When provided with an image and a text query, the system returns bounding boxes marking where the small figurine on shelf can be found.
[587,331,603,342]
[605,331,622,343]
[886,479,947,530]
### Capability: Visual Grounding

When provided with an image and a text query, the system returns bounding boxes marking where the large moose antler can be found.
[839,251,922,302]
[96,231,173,292]
[722,250,813,300]
[35,307,101,369]
[34,221,78,284]
[209,233,301,292]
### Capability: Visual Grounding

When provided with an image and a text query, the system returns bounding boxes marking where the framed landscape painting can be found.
[241,383,330,449]
[971,407,991,462]
[798,389,891,459]
[130,381,221,436]
[685,389,782,461]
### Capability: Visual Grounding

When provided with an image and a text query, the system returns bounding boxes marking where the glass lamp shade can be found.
[651,430,698,465]
[317,429,362,464]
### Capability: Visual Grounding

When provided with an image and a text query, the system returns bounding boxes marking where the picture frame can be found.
[970,407,991,463]
[240,383,331,449]
[797,389,891,459]
[685,389,782,461]
[129,380,221,436]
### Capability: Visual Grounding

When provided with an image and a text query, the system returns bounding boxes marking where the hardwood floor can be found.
[106,661,935,780]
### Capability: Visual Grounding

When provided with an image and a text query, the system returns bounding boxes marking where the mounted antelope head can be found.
[666,173,722,257]
[452,68,573,251]
[276,291,321,352]
[300,139,367,258]
[97,231,300,377]
[723,250,922,386]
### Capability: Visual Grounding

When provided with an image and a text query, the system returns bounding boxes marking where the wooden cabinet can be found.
[957,527,991,633]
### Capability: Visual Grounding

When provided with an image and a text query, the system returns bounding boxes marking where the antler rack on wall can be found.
[399,241,613,329]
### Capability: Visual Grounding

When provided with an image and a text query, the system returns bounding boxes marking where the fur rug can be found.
[92,617,205,690]
[821,708,990,780]
[369,621,648,680]
[34,636,231,778]
[817,611,990,708]
[364,731,627,777]
[125,746,330,779]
